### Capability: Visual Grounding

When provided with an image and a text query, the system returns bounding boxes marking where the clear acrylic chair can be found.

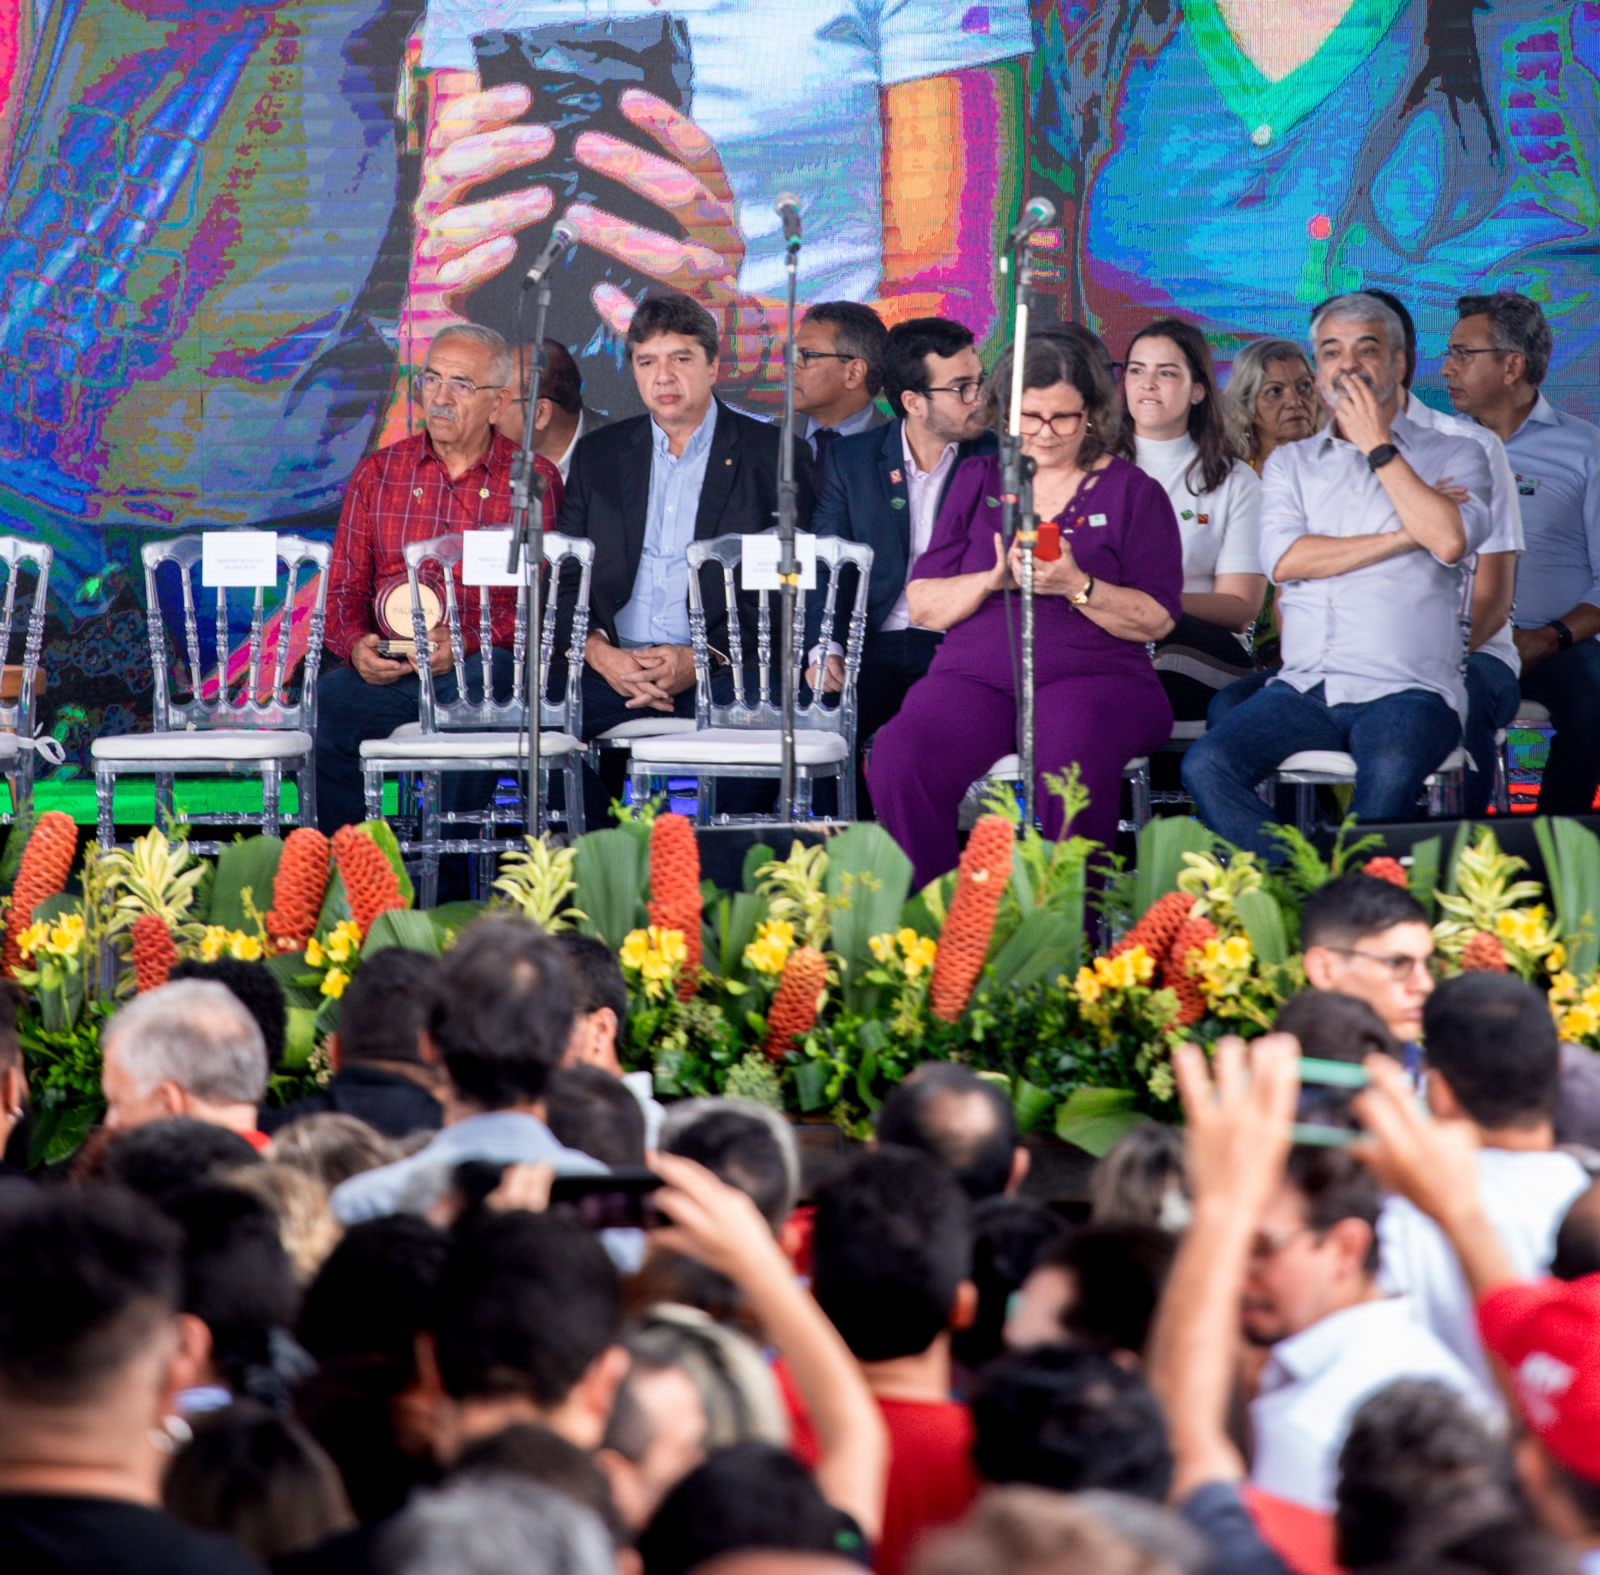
[628,534,874,823]
[967,754,1154,835]
[0,538,54,820]
[91,533,330,849]
[359,530,593,906]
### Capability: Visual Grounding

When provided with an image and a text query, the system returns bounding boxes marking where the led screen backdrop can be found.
[0,0,1593,770]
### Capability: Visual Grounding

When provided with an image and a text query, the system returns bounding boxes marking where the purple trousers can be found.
[869,667,1173,890]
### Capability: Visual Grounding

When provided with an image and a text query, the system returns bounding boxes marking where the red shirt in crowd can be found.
[323,430,561,660]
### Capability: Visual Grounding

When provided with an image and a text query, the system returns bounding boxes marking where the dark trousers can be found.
[1519,639,1600,815]
[1463,651,1521,817]
[850,628,941,819]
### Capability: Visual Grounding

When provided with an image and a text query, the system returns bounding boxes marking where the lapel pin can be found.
[413,487,424,500]
[479,486,490,499]
[889,468,902,484]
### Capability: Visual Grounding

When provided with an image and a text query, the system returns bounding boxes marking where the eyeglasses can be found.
[795,348,859,367]
[1248,1224,1319,1264]
[1324,945,1442,982]
[1020,410,1086,436]
[923,380,984,406]
[1442,345,1510,364]
[415,370,505,400]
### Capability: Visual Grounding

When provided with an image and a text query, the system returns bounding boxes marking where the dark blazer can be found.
[557,398,815,653]
[810,419,997,637]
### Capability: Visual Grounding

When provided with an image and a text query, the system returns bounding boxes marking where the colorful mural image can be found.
[0,1,1592,770]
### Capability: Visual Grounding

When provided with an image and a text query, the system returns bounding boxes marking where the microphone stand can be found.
[998,235,1038,827]
[775,233,802,820]
[506,275,553,841]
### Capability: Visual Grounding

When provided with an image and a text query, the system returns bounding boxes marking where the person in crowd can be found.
[494,338,596,484]
[792,301,890,459]
[264,948,442,1139]
[1445,291,1600,816]
[315,323,562,835]
[1004,1224,1175,1360]
[596,1335,713,1533]
[1123,318,1264,718]
[0,1187,264,1573]
[874,1061,1028,1201]
[659,1098,802,1239]
[557,930,663,1147]
[1181,292,1492,857]
[1379,974,1589,1392]
[951,1197,1068,1376]
[100,980,271,1147]
[1299,871,1438,1049]
[1089,1123,1189,1232]
[545,1065,647,1171]
[1271,990,1401,1068]
[870,330,1183,887]
[807,316,995,812]
[100,1118,263,1207]
[170,958,288,1073]
[382,1476,615,1575]
[328,916,602,1226]
[268,1114,402,1192]
[556,291,814,821]
[162,1401,354,1567]
[807,1147,976,1575]
[1552,1184,1600,1283]
[1333,1380,1518,1569]
[224,1161,341,1285]
[1222,340,1321,476]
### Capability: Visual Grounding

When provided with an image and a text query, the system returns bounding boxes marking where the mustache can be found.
[427,406,459,421]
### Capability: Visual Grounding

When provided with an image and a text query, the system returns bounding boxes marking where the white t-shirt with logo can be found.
[1134,432,1262,595]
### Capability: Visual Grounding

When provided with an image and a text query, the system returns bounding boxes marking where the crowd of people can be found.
[5,877,1600,1573]
[313,279,1599,883]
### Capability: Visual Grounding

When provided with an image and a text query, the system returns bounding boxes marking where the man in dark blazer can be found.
[557,292,813,812]
[810,316,995,814]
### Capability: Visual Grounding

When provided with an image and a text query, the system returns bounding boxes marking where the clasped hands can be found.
[591,640,696,711]
[351,627,452,685]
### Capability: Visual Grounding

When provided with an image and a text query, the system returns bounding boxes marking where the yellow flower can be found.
[1495,910,1521,940]
[305,936,325,968]
[655,927,688,968]
[15,920,47,961]
[1547,943,1567,974]
[320,967,350,1000]
[869,933,895,964]
[1582,984,1600,1014]
[1562,1004,1600,1042]
[325,925,359,965]
[1512,912,1546,951]
[1551,970,1579,1000]
[903,936,937,978]
[229,933,263,962]
[744,936,789,976]
[619,929,651,972]
[1219,935,1253,971]
[895,927,920,955]
[1072,965,1103,1005]
[199,925,230,962]
[640,953,673,983]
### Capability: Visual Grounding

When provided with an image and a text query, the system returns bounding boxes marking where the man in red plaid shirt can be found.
[314,323,562,833]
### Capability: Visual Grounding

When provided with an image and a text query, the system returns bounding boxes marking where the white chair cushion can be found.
[1514,701,1552,726]
[1276,747,1467,783]
[1167,720,1207,743]
[982,753,1150,780]
[596,718,700,743]
[629,728,848,768]
[92,729,313,764]
[360,729,583,763]
[0,736,20,764]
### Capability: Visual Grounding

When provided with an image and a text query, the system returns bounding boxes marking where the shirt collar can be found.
[1265,1296,1410,1388]
[1526,393,1560,427]
[419,429,503,478]
[652,400,718,461]
[900,423,958,480]
[810,404,877,440]
[1314,406,1420,456]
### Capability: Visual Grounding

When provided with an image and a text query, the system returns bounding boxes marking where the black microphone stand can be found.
[506,274,554,840]
[775,230,803,820]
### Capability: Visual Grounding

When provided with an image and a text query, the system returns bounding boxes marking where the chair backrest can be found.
[140,533,331,733]
[405,530,593,734]
[685,533,874,737]
[0,537,51,743]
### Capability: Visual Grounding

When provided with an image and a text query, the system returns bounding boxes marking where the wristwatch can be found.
[1366,443,1400,472]
[1550,619,1575,652]
[1070,575,1096,607]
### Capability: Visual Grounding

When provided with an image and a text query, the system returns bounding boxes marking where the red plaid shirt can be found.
[324,431,562,660]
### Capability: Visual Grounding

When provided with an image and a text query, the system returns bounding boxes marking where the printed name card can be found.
[461,529,524,588]
[201,531,278,588]
[741,532,818,592]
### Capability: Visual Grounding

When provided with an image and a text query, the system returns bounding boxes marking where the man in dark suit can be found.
[557,292,814,813]
[792,300,890,460]
[810,316,995,813]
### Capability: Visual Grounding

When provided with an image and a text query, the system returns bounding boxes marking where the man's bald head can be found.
[875,1063,1024,1200]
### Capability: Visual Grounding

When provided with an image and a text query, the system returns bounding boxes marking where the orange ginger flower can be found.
[331,825,405,941]
[763,945,828,1061]
[1362,857,1409,889]
[1164,915,1218,1027]
[1461,930,1510,973]
[3,811,78,978]
[1110,890,1196,962]
[648,813,703,1000]
[130,914,179,993]
[929,815,1015,1023]
[266,828,331,952]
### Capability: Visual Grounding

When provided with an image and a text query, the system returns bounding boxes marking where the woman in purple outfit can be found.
[869,333,1185,889]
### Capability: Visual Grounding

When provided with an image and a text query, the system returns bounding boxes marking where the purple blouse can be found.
[909,452,1185,689]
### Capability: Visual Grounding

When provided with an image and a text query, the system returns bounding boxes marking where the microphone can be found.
[1006,196,1056,249]
[521,218,577,287]
[774,194,802,251]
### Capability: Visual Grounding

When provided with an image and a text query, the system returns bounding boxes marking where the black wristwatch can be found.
[1550,619,1575,652]
[1366,442,1400,472]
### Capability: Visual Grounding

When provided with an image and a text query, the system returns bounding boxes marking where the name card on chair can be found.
[201,531,279,588]
[741,532,818,592]
[461,529,523,588]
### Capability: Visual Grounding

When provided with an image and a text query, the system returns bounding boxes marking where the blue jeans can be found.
[1463,652,1521,816]
[1519,638,1600,815]
[1207,669,1274,728]
[1181,680,1462,858]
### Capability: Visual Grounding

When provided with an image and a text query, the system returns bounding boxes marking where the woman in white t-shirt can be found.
[1123,319,1265,721]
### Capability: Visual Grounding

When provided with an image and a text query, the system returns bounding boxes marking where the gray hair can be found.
[430,323,513,388]
[1456,291,1553,388]
[1308,292,1407,361]
[103,979,267,1106]
[659,1095,801,1225]
[1222,338,1319,461]
[381,1477,614,1575]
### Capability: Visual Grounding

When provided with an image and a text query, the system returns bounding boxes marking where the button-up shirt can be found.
[1250,1295,1488,1510]
[806,402,880,457]
[1261,410,1493,718]
[615,402,718,648]
[324,431,562,660]
[883,426,958,633]
[1502,394,1600,632]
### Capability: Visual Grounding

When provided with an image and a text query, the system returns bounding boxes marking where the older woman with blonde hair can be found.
[1223,339,1321,472]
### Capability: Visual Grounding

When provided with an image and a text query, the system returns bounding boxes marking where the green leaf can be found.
[989,910,1078,991]
[1440,819,1475,897]
[1535,818,1600,976]
[281,1005,318,1070]
[428,901,484,937]
[574,827,649,951]
[362,909,442,958]
[1406,835,1442,919]
[206,835,284,931]
[1234,889,1290,967]
[1010,1076,1055,1135]
[1132,818,1215,918]
[358,820,415,909]
[264,951,320,1011]
[0,806,38,898]
[824,824,914,1010]
[714,892,766,979]
[741,842,776,892]
[793,1060,830,1113]
[1054,1086,1141,1157]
